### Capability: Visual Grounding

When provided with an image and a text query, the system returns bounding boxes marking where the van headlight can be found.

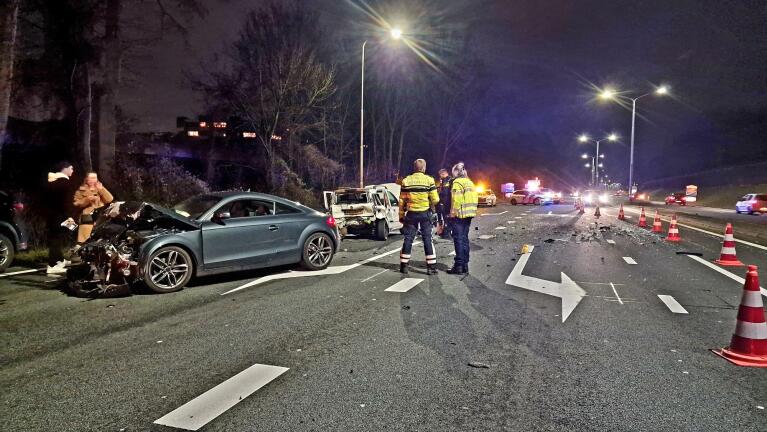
[584,195,593,203]
[599,194,608,203]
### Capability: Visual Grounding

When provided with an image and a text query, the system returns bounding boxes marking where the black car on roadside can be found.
[0,191,29,272]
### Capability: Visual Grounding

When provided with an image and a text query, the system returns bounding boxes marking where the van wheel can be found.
[533,198,541,205]
[510,199,517,205]
[374,219,389,241]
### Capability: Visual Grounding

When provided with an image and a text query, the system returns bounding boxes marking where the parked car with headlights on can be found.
[67,192,341,297]
[735,193,767,215]
[583,190,609,205]
[537,188,562,204]
[477,187,497,207]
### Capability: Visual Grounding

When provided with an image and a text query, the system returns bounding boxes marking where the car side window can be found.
[387,191,398,206]
[757,195,767,201]
[741,195,752,201]
[224,199,274,218]
[275,202,300,215]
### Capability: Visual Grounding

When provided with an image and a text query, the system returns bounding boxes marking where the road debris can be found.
[468,361,490,368]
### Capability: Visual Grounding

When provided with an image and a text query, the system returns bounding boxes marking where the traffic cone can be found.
[715,223,744,266]
[712,265,767,367]
[665,214,681,242]
[638,207,647,228]
[594,206,601,218]
[651,210,663,233]
[618,204,625,221]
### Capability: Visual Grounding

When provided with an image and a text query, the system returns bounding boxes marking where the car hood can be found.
[94,201,200,232]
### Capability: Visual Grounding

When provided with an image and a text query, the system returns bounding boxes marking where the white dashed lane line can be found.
[658,295,689,314]
[360,269,388,283]
[384,278,423,293]
[622,257,638,265]
[606,239,616,245]
[610,282,624,305]
[154,363,289,431]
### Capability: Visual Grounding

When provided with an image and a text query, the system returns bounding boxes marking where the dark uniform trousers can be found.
[400,211,436,266]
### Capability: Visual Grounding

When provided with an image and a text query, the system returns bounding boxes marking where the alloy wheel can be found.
[307,235,332,267]
[149,249,189,290]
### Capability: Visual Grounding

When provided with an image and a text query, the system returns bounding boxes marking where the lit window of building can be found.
[187,130,199,137]
[213,122,227,128]
[199,121,208,128]
[243,132,257,138]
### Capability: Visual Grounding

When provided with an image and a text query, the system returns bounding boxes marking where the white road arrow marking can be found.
[505,245,586,322]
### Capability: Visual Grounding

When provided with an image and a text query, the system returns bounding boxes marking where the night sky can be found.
[121,0,767,189]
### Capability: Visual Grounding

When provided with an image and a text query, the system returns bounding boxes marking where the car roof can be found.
[202,191,311,210]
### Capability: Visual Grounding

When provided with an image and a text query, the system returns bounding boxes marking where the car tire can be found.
[533,198,540,206]
[374,219,389,241]
[144,246,193,293]
[0,233,14,273]
[510,199,517,205]
[301,232,334,271]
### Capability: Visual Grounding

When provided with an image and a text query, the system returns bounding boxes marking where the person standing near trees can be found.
[44,161,76,274]
[447,162,478,275]
[73,172,113,244]
[436,168,453,239]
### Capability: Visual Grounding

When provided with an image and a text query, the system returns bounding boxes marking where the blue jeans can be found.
[451,217,472,267]
[401,211,436,265]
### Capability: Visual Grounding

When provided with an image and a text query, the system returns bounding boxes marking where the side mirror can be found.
[214,211,231,221]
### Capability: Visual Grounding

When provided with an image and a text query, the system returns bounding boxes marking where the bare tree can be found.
[0,0,20,167]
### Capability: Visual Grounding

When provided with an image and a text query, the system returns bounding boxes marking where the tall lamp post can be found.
[360,28,402,188]
[578,133,618,187]
[600,86,668,194]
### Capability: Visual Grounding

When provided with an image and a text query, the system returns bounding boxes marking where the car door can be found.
[200,198,278,269]
[385,190,403,230]
[269,201,307,265]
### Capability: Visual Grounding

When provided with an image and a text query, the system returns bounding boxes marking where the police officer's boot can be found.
[399,263,409,274]
[426,264,438,275]
[447,265,467,275]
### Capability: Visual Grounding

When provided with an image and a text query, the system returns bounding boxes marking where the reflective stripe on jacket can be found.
[399,172,440,218]
[450,177,478,218]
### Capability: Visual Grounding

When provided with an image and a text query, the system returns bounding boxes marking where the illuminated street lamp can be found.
[360,27,404,188]
[600,85,669,193]
[578,133,618,187]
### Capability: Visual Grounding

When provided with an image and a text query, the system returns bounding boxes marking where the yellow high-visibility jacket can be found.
[450,177,478,218]
[399,172,439,218]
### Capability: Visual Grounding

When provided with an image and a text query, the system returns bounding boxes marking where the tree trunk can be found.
[75,65,93,171]
[96,0,122,181]
[0,0,20,168]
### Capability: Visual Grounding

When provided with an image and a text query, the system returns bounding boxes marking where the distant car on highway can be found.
[735,193,767,215]
[665,192,687,206]
[537,188,562,204]
[629,192,651,204]
[0,190,28,272]
[583,190,609,205]
[477,188,497,207]
[509,190,543,205]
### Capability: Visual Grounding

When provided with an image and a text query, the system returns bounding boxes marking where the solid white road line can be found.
[686,254,767,298]
[360,269,388,283]
[658,295,689,314]
[0,268,42,278]
[610,282,624,305]
[606,239,616,245]
[622,257,638,265]
[222,243,420,295]
[495,226,506,230]
[384,278,423,293]
[154,363,289,431]
[620,207,767,251]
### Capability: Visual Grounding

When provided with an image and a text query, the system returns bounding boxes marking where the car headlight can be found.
[584,195,593,203]
[599,194,608,203]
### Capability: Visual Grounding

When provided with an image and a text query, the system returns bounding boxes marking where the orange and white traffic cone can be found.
[594,206,601,218]
[638,207,647,228]
[712,265,767,367]
[715,223,744,266]
[665,214,681,242]
[618,204,625,221]
[651,210,663,233]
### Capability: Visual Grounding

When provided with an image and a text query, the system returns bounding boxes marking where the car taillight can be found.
[326,216,337,228]
[13,202,24,212]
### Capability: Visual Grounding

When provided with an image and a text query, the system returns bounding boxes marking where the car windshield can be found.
[173,195,223,219]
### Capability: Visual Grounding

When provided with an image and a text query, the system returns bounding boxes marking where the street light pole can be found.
[628,97,638,194]
[359,40,367,188]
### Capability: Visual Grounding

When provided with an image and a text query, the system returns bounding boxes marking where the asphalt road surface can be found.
[1,202,766,431]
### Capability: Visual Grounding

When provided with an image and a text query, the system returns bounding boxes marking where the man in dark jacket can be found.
[44,161,75,274]
[436,168,453,239]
